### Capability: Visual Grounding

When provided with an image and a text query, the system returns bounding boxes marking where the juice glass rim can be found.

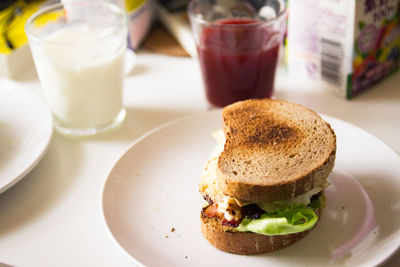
[25,1,128,45]
[187,0,287,28]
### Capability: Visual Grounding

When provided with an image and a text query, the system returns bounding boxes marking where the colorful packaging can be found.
[287,0,400,98]
[124,0,154,50]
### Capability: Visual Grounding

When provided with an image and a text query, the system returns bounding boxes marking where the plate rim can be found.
[0,83,53,193]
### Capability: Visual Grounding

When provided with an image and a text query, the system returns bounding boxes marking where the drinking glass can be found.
[26,1,128,137]
[188,0,287,107]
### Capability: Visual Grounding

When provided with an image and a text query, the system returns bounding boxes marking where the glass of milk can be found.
[25,1,128,137]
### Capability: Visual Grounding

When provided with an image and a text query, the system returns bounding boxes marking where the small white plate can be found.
[102,110,400,266]
[0,80,53,193]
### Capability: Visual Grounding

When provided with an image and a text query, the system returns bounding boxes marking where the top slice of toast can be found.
[216,99,336,202]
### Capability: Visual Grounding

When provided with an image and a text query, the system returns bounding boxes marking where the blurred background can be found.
[2,0,399,100]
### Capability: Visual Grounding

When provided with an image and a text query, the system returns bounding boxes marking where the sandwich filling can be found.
[200,131,326,236]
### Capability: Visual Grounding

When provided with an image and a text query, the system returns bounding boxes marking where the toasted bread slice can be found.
[200,209,320,255]
[217,99,336,202]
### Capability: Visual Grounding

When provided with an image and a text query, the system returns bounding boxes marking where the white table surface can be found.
[0,52,399,267]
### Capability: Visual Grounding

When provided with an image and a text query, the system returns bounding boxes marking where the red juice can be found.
[197,18,280,107]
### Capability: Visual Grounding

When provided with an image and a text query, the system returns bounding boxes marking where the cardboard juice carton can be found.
[287,0,400,98]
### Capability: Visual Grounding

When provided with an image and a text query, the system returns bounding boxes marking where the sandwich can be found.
[199,99,336,255]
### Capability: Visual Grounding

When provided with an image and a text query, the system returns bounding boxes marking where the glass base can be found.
[54,109,126,138]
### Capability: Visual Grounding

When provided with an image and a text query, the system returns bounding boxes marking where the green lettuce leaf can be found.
[237,203,319,236]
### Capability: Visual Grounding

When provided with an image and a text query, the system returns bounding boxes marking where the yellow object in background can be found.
[125,0,147,12]
[124,0,153,50]
[0,0,46,54]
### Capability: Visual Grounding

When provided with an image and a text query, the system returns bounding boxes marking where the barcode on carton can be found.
[320,38,344,86]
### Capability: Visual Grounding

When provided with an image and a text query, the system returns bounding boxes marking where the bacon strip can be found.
[221,218,241,227]
[202,202,266,228]
[202,204,220,218]
[202,204,242,228]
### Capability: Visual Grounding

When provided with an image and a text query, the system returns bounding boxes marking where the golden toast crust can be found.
[217,99,336,202]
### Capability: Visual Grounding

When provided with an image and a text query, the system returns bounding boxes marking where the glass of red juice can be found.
[188,0,287,107]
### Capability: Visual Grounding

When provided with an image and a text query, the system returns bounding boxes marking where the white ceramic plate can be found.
[0,80,53,193]
[102,110,400,266]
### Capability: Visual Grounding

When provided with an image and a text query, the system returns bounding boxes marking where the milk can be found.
[287,0,400,98]
[32,25,125,128]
